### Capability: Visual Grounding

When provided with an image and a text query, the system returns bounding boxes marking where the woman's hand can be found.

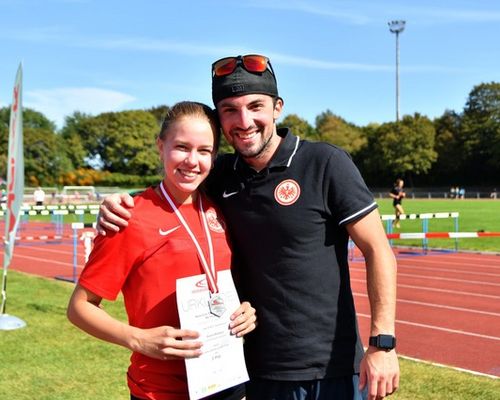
[130,325,203,361]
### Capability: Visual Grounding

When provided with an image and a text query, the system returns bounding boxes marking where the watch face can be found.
[379,335,395,348]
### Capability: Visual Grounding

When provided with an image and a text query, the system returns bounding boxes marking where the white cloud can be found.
[399,5,500,23]
[25,87,135,129]
[244,0,500,24]
[244,0,370,24]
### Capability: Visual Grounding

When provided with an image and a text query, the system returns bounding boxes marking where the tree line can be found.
[0,82,498,189]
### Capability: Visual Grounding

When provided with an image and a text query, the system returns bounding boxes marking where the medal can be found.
[208,293,226,317]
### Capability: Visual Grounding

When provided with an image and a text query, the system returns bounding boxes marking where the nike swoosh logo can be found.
[159,225,181,236]
[222,190,239,198]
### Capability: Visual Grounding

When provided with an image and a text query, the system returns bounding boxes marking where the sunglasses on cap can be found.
[212,54,275,77]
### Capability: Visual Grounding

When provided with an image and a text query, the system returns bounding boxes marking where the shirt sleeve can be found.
[323,146,378,226]
[77,222,145,300]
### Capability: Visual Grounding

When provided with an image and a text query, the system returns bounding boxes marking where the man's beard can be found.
[236,128,274,160]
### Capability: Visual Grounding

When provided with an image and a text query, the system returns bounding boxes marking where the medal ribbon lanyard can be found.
[160,182,218,294]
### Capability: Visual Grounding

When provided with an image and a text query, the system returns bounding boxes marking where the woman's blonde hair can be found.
[159,101,221,153]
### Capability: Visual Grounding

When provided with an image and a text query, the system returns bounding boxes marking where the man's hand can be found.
[229,301,257,337]
[96,193,135,235]
[359,347,399,399]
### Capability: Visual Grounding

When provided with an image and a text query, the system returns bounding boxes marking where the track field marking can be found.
[395,264,500,278]
[396,283,500,299]
[357,313,500,341]
[351,279,500,299]
[351,254,500,269]
[10,253,74,267]
[351,259,500,272]
[396,354,500,380]
[425,253,500,262]
[402,260,500,270]
[354,292,500,317]
[396,272,500,287]
[14,247,75,256]
[352,262,500,278]
[396,257,500,270]
[17,246,77,256]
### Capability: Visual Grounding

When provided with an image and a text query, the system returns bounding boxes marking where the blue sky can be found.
[1,0,499,129]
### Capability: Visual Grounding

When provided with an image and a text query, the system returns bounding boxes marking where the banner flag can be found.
[1,63,25,319]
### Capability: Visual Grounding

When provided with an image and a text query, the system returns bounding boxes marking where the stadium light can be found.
[388,20,406,122]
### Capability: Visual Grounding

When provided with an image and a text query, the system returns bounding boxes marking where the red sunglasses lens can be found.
[213,58,238,76]
[213,55,270,76]
[243,56,268,73]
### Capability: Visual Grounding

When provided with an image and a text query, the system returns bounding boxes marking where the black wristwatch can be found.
[369,334,396,351]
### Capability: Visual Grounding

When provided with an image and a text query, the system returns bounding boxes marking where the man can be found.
[389,178,405,229]
[98,54,399,400]
[33,186,45,206]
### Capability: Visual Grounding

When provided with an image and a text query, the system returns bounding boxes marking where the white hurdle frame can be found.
[55,222,96,283]
[381,212,460,252]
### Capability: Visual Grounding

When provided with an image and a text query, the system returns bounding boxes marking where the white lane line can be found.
[351,266,500,286]
[11,253,76,267]
[354,292,500,317]
[396,272,500,287]
[398,257,500,270]
[396,354,500,380]
[357,313,500,341]
[351,278,500,299]
[16,246,75,256]
[395,264,500,278]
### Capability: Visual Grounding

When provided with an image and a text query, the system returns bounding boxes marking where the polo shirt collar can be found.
[232,128,300,171]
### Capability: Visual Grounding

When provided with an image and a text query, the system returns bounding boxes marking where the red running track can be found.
[3,235,500,377]
[2,234,90,281]
[351,249,500,377]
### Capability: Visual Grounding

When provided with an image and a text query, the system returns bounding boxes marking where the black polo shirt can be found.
[207,128,377,380]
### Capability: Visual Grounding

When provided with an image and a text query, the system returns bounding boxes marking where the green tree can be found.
[428,110,463,184]
[278,114,317,140]
[0,107,10,179]
[373,113,437,184]
[460,82,500,183]
[0,107,72,185]
[355,123,391,186]
[60,112,92,170]
[217,135,234,155]
[147,105,171,128]
[81,110,160,175]
[315,110,366,155]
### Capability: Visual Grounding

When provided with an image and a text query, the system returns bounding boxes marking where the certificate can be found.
[176,270,249,400]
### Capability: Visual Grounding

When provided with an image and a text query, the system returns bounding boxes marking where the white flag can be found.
[1,64,25,317]
[3,63,24,270]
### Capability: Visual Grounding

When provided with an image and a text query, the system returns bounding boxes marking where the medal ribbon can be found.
[159,182,218,294]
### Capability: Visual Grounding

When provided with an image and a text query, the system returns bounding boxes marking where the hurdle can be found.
[0,206,99,239]
[54,222,96,283]
[387,231,500,239]
[381,212,460,252]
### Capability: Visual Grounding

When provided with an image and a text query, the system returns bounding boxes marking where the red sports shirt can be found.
[78,187,232,400]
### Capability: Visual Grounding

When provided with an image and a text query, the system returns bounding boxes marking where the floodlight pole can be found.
[388,20,406,122]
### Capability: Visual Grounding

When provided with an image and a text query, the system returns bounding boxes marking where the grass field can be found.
[1,271,499,399]
[376,199,500,253]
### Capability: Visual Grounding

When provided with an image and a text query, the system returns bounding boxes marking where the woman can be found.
[389,178,405,229]
[67,101,256,400]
